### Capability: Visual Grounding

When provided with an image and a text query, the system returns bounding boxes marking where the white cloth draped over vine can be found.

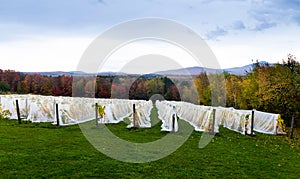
[0,95,153,127]
[0,94,284,135]
[156,101,215,133]
[126,100,153,128]
[156,101,178,132]
[155,100,285,135]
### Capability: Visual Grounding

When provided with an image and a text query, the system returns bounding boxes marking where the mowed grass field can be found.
[0,107,299,178]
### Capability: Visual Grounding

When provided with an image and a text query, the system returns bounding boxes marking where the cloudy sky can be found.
[0,0,300,72]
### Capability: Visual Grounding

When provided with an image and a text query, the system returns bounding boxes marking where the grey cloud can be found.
[277,0,300,9]
[249,0,300,27]
[232,21,246,30]
[97,0,107,5]
[205,27,228,40]
[201,0,246,4]
[293,14,300,25]
[252,21,277,31]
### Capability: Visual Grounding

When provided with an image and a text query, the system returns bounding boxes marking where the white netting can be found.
[110,99,132,123]
[126,100,153,128]
[155,100,285,135]
[56,97,95,125]
[156,101,215,133]
[28,95,56,123]
[0,95,153,127]
[0,94,29,119]
[0,94,285,135]
[156,101,178,132]
[219,108,251,135]
[253,111,279,134]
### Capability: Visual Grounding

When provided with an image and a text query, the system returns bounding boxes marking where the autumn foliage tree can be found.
[193,55,300,126]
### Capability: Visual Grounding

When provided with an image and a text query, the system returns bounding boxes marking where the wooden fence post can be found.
[251,110,255,136]
[25,98,28,117]
[95,103,99,126]
[16,100,21,124]
[172,106,176,132]
[133,104,136,128]
[211,108,216,134]
[172,114,176,132]
[289,114,295,139]
[56,103,59,126]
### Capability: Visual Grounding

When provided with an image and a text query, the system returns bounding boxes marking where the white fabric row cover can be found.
[155,100,285,135]
[216,107,250,134]
[155,101,178,132]
[156,101,216,133]
[0,95,153,128]
[0,94,284,135]
[216,108,284,135]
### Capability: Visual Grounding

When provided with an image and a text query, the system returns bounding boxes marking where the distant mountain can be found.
[154,66,222,76]
[23,71,87,77]
[23,71,127,77]
[223,61,271,76]
[154,61,272,76]
[22,61,272,77]
[223,64,253,76]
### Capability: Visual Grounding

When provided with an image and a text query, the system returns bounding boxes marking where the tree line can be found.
[0,55,299,126]
[195,54,299,126]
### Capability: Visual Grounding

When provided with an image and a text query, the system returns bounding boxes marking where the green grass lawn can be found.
[0,108,299,178]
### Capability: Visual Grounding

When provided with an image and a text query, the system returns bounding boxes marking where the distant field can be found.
[0,108,299,178]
